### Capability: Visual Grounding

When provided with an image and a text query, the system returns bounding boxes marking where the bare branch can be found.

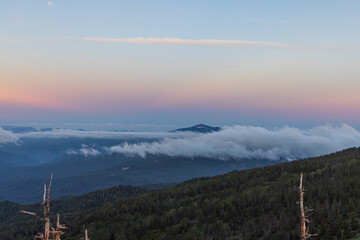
[42,181,47,206]
[47,173,53,214]
[20,210,44,222]
[34,233,44,240]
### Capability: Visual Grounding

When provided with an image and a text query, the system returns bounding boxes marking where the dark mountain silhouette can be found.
[1,126,39,134]
[172,124,221,133]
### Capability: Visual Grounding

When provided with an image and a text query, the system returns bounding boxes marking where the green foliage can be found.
[0,185,149,240]
[64,148,360,240]
[1,147,360,239]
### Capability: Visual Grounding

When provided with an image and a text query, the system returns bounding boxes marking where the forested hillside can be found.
[64,148,360,240]
[0,153,275,203]
[0,185,150,240]
[1,148,360,239]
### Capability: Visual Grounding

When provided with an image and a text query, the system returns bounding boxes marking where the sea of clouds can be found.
[106,125,360,160]
[1,124,360,161]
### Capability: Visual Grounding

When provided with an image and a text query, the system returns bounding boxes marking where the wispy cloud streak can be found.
[75,37,359,51]
[80,37,291,49]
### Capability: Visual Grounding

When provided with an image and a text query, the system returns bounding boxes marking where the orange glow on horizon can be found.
[0,88,70,110]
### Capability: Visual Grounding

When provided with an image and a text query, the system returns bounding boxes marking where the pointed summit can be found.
[172,124,221,133]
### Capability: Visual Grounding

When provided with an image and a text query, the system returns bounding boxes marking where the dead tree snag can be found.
[81,229,90,240]
[20,173,67,240]
[298,172,316,239]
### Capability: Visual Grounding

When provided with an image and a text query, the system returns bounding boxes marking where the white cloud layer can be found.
[4,124,360,160]
[67,144,101,157]
[0,128,19,144]
[106,124,360,160]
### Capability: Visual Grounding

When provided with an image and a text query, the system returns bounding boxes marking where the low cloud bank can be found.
[67,144,101,157]
[106,124,360,160]
[0,128,19,144]
[6,124,360,160]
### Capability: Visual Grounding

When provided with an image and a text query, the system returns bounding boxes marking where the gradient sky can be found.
[1,0,360,128]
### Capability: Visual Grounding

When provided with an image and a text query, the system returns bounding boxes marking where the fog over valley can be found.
[1,124,360,161]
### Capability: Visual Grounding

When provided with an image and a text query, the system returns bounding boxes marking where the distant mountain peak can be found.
[172,124,221,133]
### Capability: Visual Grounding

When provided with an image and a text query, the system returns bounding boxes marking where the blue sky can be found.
[1,1,360,129]
[2,1,359,43]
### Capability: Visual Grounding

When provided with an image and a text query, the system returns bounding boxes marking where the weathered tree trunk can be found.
[82,229,90,240]
[298,173,316,239]
[299,173,306,239]
[20,173,67,240]
[53,214,67,240]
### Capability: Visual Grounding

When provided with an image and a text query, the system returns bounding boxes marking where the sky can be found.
[1,1,360,129]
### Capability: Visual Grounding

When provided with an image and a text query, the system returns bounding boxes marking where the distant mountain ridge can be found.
[0,154,275,203]
[1,126,58,134]
[172,124,221,133]
[0,150,39,169]
[1,126,39,134]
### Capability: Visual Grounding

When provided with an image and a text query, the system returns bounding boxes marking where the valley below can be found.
[0,125,359,239]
